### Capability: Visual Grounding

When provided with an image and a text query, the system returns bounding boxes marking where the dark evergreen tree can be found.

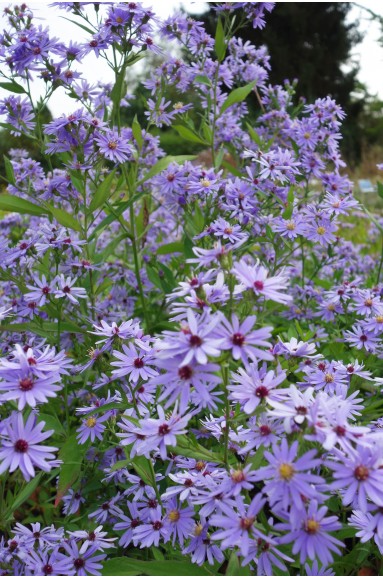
[199,3,365,165]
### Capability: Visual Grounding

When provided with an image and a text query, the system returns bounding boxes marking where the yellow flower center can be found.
[303,132,311,140]
[200,178,211,188]
[327,303,335,311]
[168,510,180,522]
[86,417,97,428]
[316,226,326,235]
[173,102,184,110]
[325,373,334,383]
[240,516,255,530]
[376,316,383,323]
[364,298,373,307]
[286,222,296,230]
[279,463,295,480]
[194,523,204,536]
[305,519,320,534]
[108,140,118,150]
[231,469,246,483]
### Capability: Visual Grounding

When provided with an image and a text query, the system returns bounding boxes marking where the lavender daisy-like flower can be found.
[54,274,87,304]
[232,259,292,305]
[228,362,286,414]
[164,498,195,547]
[69,526,116,553]
[23,548,73,577]
[328,446,383,510]
[94,130,133,163]
[253,439,324,511]
[183,518,224,566]
[62,540,106,576]
[210,494,266,557]
[0,412,58,481]
[111,343,158,383]
[156,309,224,366]
[132,505,169,548]
[219,314,273,362]
[276,501,343,566]
[25,274,53,307]
[76,413,109,444]
[135,405,192,460]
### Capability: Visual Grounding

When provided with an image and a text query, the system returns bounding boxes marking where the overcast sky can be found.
[0,1,383,115]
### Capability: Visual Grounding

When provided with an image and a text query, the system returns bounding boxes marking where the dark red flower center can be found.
[354,465,369,481]
[74,558,85,569]
[253,280,264,291]
[255,385,268,398]
[14,439,28,453]
[334,426,346,436]
[158,424,170,436]
[63,286,71,293]
[178,365,193,380]
[259,425,272,436]
[232,332,245,346]
[134,357,144,368]
[19,377,33,391]
[189,334,202,347]
[42,564,53,575]
[295,406,307,415]
[152,521,162,530]
[42,286,50,294]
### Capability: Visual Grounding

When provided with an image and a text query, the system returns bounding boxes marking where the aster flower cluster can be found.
[0,1,383,576]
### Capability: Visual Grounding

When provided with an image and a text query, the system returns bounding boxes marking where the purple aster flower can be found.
[12,522,63,548]
[210,494,266,557]
[69,526,116,553]
[228,362,286,414]
[132,505,169,548]
[156,309,224,366]
[94,130,133,163]
[276,501,343,566]
[114,502,142,547]
[54,275,87,304]
[253,439,324,511]
[76,413,109,445]
[328,447,383,510]
[89,494,123,524]
[267,385,315,433]
[163,498,195,547]
[183,518,224,566]
[232,259,292,304]
[111,343,158,383]
[277,337,319,358]
[219,314,273,362]
[305,218,337,246]
[304,560,336,576]
[23,548,73,577]
[63,489,85,515]
[135,404,192,460]
[25,274,53,306]
[62,540,106,576]
[0,412,58,481]
[344,324,380,352]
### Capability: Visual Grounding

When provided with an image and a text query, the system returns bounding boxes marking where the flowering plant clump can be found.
[0,2,383,576]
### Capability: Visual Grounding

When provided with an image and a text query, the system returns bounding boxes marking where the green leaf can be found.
[132,115,144,149]
[88,168,117,213]
[4,472,43,521]
[101,558,211,576]
[194,75,212,87]
[38,413,66,436]
[131,455,157,489]
[55,435,86,507]
[173,125,207,145]
[0,194,48,216]
[377,181,383,200]
[215,17,226,62]
[46,204,81,232]
[169,435,224,464]
[139,155,196,185]
[246,122,263,146]
[157,241,184,255]
[0,80,26,94]
[3,156,15,185]
[220,80,257,114]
